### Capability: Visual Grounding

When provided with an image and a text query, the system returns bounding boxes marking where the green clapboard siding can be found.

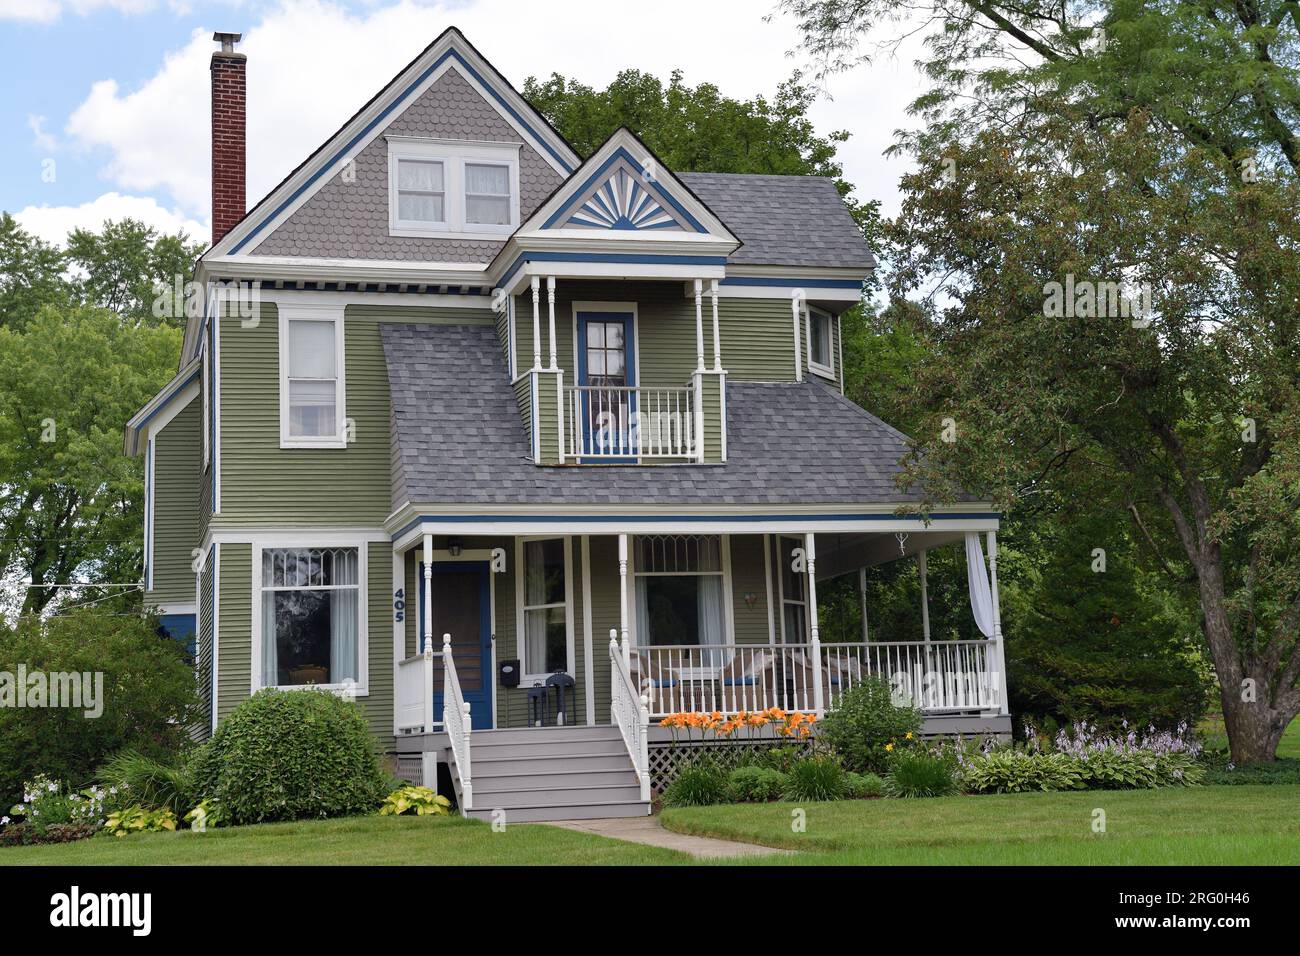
[147,397,200,605]
[194,551,215,741]
[216,302,491,526]
[364,542,395,750]
[216,543,252,722]
[730,534,773,644]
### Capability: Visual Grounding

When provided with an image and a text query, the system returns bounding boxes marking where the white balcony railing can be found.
[632,640,1000,717]
[394,638,435,735]
[566,385,695,460]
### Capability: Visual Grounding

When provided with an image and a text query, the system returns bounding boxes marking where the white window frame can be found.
[776,535,809,643]
[278,303,346,449]
[629,534,734,648]
[514,535,575,683]
[250,539,370,696]
[387,136,520,239]
[806,305,836,380]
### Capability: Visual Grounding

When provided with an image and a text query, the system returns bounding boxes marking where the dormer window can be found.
[387,137,519,238]
[807,305,835,379]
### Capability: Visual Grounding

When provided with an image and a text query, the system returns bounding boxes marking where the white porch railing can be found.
[395,638,436,735]
[610,630,651,801]
[442,633,473,811]
[634,640,1000,717]
[566,385,695,459]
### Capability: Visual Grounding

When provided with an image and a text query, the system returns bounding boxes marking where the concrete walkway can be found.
[547,815,792,860]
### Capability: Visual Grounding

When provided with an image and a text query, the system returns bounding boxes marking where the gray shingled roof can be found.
[382,323,927,508]
[678,172,874,270]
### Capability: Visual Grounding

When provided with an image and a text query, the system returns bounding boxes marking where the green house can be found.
[124,27,1010,821]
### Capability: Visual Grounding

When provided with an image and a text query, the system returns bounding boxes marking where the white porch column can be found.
[529,276,541,370]
[618,534,630,667]
[805,532,825,716]
[546,275,558,371]
[790,290,804,382]
[859,566,869,642]
[918,549,931,641]
[987,531,1010,715]
[709,278,722,371]
[422,533,434,651]
[693,279,705,372]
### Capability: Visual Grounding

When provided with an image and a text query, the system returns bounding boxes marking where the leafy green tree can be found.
[0,306,180,616]
[65,218,202,326]
[0,609,199,811]
[784,0,1300,761]
[0,213,69,330]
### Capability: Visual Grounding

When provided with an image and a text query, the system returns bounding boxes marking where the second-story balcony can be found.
[565,384,698,461]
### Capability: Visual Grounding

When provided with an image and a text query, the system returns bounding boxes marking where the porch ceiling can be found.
[814,530,969,580]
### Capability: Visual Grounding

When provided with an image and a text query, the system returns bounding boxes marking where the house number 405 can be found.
[393,588,405,623]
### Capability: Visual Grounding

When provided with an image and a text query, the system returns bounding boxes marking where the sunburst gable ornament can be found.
[567,167,681,230]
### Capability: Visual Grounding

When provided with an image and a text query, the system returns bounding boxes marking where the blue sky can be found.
[0,0,925,246]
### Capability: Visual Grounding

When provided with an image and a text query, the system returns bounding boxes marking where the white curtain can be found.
[331,551,359,683]
[697,575,725,666]
[635,576,651,649]
[262,595,278,687]
[965,532,995,638]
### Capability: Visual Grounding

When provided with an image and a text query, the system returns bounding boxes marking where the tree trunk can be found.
[1219,683,1289,763]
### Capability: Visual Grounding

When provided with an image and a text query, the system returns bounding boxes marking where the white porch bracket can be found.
[790,289,804,382]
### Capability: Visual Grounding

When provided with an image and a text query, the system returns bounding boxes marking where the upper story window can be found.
[387,137,520,239]
[279,305,346,449]
[807,306,835,379]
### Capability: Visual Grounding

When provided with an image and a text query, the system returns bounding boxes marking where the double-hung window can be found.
[520,537,571,678]
[807,305,835,379]
[778,536,809,643]
[260,547,361,690]
[634,535,728,663]
[279,305,345,448]
[388,137,519,238]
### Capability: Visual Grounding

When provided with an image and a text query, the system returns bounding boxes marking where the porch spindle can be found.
[546,275,558,371]
[693,279,705,372]
[806,532,825,717]
[709,278,722,371]
[530,276,541,370]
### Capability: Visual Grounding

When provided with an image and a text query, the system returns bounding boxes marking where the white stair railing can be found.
[609,629,651,801]
[395,638,436,735]
[442,633,473,811]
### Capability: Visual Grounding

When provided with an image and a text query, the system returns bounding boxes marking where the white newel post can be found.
[709,278,721,371]
[618,534,630,667]
[987,531,1009,714]
[806,532,825,716]
[790,290,804,382]
[546,275,557,371]
[422,533,434,733]
[918,549,932,641]
[692,280,706,463]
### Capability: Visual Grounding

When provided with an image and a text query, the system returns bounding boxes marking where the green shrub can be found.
[844,771,884,798]
[962,750,1087,793]
[189,689,387,825]
[819,677,923,774]
[1078,749,1204,789]
[104,805,177,837]
[98,750,193,817]
[883,751,960,798]
[183,799,227,831]
[6,774,108,835]
[380,785,452,816]
[1201,755,1300,786]
[0,610,200,811]
[782,757,848,801]
[662,760,732,807]
[726,766,788,802]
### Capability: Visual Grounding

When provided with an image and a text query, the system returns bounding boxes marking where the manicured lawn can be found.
[0,814,686,866]
[661,785,1300,865]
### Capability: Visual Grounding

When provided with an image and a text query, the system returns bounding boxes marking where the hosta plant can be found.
[379,786,452,816]
[104,805,177,837]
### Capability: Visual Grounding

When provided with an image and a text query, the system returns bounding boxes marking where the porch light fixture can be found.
[448,537,463,557]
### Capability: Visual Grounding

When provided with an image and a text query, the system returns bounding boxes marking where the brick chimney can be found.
[210,32,246,247]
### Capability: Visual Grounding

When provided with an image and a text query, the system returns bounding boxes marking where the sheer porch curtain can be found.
[964,533,995,639]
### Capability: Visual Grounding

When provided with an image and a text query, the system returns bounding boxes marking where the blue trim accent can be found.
[500,251,728,288]
[395,511,1001,541]
[132,367,200,434]
[720,277,864,289]
[541,147,706,233]
[229,47,573,254]
[420,560,494,730]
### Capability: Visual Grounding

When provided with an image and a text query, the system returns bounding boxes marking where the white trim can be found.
[837,312,845,395]
[392,548,405,735]
[277,302,348,449]
[145,438,155,592]
[763,533,776,644]
[201,297,211,469]
[201,526,390,553]
[514,535,576,684]
[250,537,372,697]
[806,304,836,380]
[581,534,595,726]
[256,286,495,308]
[211,543,220,733]
[153,602,197,616]
[387,137,520,239]
[507,292,518,380]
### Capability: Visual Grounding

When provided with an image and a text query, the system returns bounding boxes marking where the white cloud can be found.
[28,114,59,152]
[0,0,184,21]
[62,0,926,220]
[13,191,207,245]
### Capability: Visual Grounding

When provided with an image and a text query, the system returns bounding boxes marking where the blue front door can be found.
[576,311,635,460]
[420,561,493,730]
